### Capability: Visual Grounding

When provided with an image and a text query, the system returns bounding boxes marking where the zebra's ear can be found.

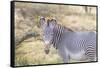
[48,19,56,29]
[50,19,57,27]
[39,16,46,28]
[51,18,57,24]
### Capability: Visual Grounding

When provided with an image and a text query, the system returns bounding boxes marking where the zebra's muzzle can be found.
[45,49,49,54]
[44,44,50,54]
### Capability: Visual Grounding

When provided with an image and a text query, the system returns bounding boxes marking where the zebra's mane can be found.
[63,26,73,32]
[55,23,73,32]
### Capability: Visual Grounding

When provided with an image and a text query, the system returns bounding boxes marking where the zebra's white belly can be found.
[65,48,85,60]
[70,50,85,60]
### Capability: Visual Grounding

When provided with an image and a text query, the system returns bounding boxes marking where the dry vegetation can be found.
[14,2,97,66]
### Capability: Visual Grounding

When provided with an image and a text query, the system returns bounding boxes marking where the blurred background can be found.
[14,2,97,66]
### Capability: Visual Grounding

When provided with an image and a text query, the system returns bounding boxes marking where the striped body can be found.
[57,31,96,62]
[39,17,97,63]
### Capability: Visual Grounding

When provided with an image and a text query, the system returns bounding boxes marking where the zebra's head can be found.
[39,17,57,54]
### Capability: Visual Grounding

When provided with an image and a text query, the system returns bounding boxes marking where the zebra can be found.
[39,16,97,63]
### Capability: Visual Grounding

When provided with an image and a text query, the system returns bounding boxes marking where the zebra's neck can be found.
[52,24,73,49]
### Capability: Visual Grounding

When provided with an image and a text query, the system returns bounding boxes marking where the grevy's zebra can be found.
[39,16,96,63]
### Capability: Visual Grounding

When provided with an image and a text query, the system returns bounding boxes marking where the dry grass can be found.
[15,38,62,66]
[14,2,97,66]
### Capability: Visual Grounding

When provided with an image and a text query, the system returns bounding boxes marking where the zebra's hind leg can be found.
[75,51,96,62]
[85,53,96,62]
[84,45,96,62]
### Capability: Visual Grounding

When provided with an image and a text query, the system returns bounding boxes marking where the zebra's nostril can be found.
[44,49,49,54]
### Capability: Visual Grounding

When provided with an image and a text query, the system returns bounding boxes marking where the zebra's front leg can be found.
[58,46,70,63]
[63,54,70,63]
